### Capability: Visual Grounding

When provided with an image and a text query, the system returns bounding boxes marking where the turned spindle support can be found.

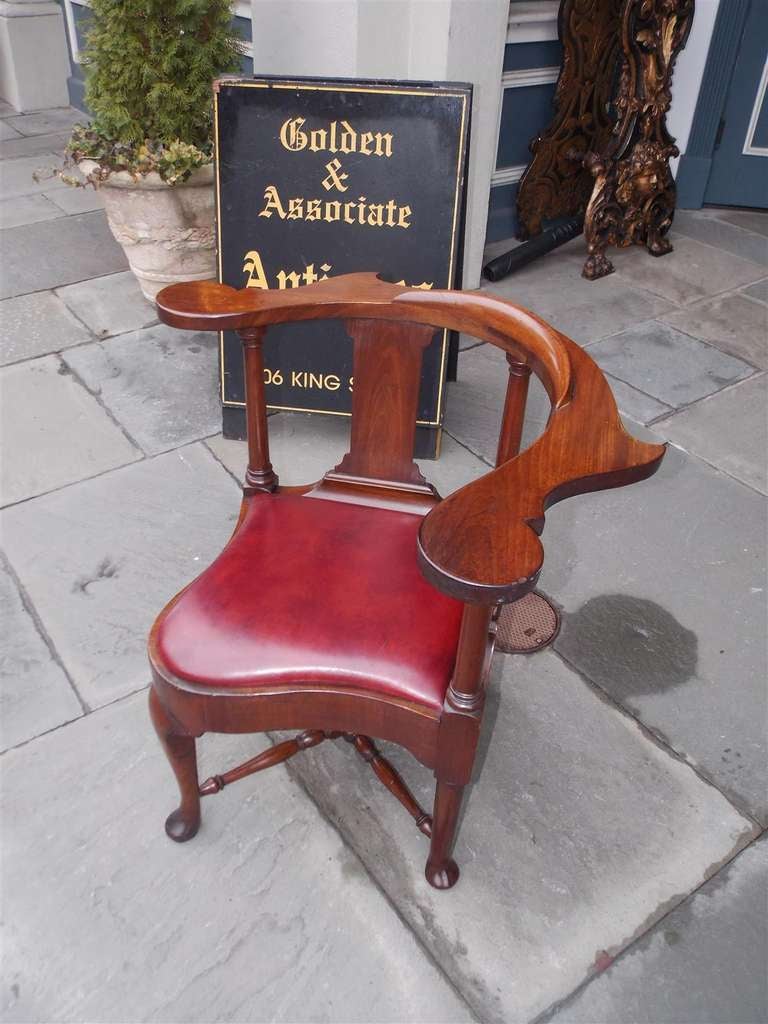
[238,327,278,494]
[496,356,531,466]
[199,729,327,795]
[344,733,433,837]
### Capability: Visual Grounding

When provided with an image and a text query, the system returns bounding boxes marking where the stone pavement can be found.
[1,106,766,1024]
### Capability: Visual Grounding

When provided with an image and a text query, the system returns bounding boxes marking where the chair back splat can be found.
[331,317,437,488]
[149,272,666,890]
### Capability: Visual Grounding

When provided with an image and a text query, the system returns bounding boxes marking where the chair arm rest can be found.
[155,275,410,333]
[417,338,665,604]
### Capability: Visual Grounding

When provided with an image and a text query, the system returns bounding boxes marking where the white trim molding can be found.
[62,0,81,63]
[491,163,526,187]
[742,56,768,157]
[501,66,558,89]
[506,0,559,44]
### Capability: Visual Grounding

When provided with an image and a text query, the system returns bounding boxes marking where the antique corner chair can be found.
[148,272,664,890]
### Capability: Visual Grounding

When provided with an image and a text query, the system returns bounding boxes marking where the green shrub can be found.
[66,0,243,182]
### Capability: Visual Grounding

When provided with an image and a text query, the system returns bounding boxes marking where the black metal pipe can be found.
[482,216,584,283]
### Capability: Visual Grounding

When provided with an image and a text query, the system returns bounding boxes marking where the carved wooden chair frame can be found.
[149,272,664,889]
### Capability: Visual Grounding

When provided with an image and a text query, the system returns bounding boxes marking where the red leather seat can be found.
[151,493,464,711]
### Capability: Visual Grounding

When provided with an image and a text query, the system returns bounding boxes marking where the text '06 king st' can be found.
[257,116,413,229]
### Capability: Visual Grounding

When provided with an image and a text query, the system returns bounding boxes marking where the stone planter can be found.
[79,161,216,301]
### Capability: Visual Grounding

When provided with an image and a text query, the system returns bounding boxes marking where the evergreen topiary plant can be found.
[48,3,245,299]
[66,0,243,183]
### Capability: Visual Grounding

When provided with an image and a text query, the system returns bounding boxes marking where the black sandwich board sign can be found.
[214,75,472,458]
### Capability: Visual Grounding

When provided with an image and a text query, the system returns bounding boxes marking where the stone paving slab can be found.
[661,374,768,495]
[0,120,22,141]
[601,374,672,424]
[445,345,507,463]
[445,343,668,467]
[0,210,128,299]
[548,837,768,1024]
[0,192,64,229]
[286,649,755,1024]
[444,342,550,464]
[542,441,768,823]
[481,243,674,346]
[0,151,68,199]
[743,277,768,304]
[660,291,768,369]
[0,356,139,506]
[0,559,82,751]
[63,325,220,455]
[47,184,104,216]
[57,271,157,339]
[673,210,768,267]
[0,691,472,1024]
[1,444,240,710]
[612,235,765,306]
[1,289,91,365]
[208,413,349,484]
[206,411,489,494]
[0,130,71,161]
[4,107,83,138]
[712,207,768,238]
[585,320,754,408]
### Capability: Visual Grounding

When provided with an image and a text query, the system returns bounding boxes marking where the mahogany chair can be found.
[148,273,664,890]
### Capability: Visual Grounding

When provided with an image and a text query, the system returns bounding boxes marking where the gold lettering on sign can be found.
[259,185,286,220]
[243,250,269,289]
[243,250,333,290]
[279,118,393,158]
[322,158,349,193]
[258,186,412,229]
[290,371,342,391]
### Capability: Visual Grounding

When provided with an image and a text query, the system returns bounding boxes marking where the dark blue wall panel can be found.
[233,14,252,44]
[503,40,562,72]
[488,29,563,243]
[495,83,556,168]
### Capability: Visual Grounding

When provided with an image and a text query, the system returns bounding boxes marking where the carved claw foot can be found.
[165,806,200,843]
[582,251,614,279]
[647,235,674,257]
[425,858,460,890]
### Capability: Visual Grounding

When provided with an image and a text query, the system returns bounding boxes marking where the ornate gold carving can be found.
[583,0,695,279]
[515,0,694,280]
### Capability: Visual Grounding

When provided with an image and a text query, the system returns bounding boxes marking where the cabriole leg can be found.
[148,687,201,842]
[425,780,463,890]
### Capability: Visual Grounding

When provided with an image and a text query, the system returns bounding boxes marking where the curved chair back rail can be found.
[150,272,667,891]
[156,273,665,604]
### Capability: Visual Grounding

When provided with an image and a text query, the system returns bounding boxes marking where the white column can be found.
[0,0,70,111]
[667,0,722,175]
[443,0,508,287]
[250,0,359,76]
